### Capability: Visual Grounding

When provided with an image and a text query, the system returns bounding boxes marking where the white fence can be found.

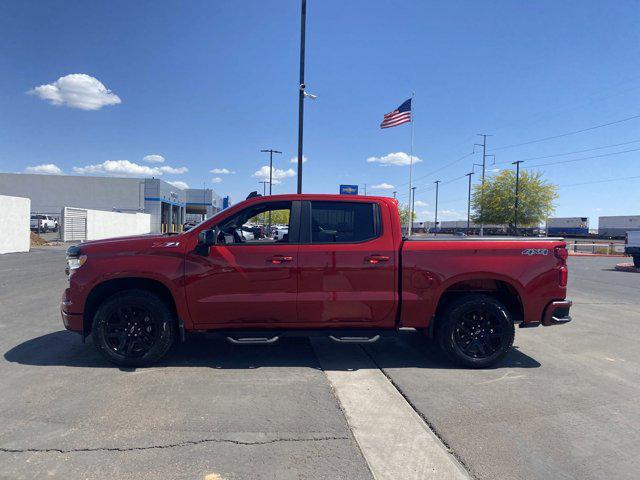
[0,195,30,254]
[62,207,151,242]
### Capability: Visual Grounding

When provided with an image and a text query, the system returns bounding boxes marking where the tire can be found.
[92,289,175,367]
[633,255,640,268]
[436,294,515,368]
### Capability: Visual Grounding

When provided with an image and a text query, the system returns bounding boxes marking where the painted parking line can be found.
[311,339,470,480]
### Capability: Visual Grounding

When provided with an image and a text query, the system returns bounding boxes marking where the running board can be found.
[329,335,380,344]
[226,335,280,345]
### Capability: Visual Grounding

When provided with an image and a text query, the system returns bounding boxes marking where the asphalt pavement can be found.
[1,248,638,479]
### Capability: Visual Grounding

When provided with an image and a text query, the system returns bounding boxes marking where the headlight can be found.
[67,255,87,272]
[66,246,87,277]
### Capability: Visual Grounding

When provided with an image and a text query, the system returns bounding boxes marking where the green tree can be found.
[471,170,558,226]
[398,203,417,226]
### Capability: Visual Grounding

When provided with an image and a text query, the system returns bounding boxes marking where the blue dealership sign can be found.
[340,184,359,195]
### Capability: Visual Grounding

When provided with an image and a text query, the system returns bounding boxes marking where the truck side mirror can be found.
[198,229,217,247]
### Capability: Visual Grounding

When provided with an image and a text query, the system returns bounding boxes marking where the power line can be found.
[495,139,640,164]
[524,147,640,169]
[395,151,475,189]
[559,175,640,188]
[489,114,640,152]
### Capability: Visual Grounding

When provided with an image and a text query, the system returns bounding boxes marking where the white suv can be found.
[30,214,58,232]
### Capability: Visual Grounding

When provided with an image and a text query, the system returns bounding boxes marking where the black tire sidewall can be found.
[92,290,175,367]
[437,294,515,368]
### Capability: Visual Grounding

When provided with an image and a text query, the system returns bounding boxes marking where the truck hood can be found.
[75,233,186,254]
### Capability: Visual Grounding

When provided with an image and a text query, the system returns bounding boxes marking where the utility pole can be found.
[512,160,524,236]
[259,181,269,228]
[296,0,307,194]
[363,183,367,195]
[434,180,441,236]
[474,134,493,236]
[410,186,416,235]
[465,172,473,235]
[260,149,282,197]
[259,180,269,196]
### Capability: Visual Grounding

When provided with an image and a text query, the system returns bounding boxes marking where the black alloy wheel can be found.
[436,294,515,368]
[102,305,159,358]
[92,289,175,366]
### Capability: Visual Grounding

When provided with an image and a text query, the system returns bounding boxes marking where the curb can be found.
[615,263,640,273]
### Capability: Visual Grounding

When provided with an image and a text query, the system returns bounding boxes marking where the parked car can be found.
[625,231,640,268]
[272,225,289,241]
[30,214,58,232]
[61,194,571,368]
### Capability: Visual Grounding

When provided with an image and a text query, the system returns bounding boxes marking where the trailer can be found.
[546,217,589,237]
[598,215,640,239]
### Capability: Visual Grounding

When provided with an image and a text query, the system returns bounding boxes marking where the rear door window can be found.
[310,201,379,243]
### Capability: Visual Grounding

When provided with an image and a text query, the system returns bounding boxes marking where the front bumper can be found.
[61,288,83,332]
[61,308,83,332]
[541,300,572,326]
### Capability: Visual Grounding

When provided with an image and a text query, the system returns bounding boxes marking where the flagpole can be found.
[407,91,415,237]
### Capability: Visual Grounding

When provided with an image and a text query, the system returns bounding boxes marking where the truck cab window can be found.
[310,201,378,243]
[216,201,292,244]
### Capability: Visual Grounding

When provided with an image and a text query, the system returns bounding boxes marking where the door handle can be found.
[366,255,390,264]
[267,255,293,264]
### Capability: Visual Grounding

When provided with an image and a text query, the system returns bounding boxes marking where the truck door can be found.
[184,200,300,327]
[296,200,398,327]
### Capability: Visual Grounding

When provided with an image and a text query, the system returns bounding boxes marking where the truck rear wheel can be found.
[92,289,175,367]
[436,294,515,368]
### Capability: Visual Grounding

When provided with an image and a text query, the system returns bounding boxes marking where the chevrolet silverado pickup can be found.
[61,194,571,368]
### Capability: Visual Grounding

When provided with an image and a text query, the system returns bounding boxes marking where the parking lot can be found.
[1,247,639,479]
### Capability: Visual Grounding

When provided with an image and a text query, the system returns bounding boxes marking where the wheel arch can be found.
[83,277,179,336]
[430,275,524,336]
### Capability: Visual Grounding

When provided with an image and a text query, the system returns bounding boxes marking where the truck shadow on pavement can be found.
[4,330,541,371]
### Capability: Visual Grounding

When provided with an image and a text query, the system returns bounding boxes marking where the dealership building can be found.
[0,173,224,233]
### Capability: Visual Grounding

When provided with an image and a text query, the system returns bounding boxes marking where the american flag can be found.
[380,98,412,129]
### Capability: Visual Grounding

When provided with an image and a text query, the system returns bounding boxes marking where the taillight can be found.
[554,246,568,263]
[559,266,568,286]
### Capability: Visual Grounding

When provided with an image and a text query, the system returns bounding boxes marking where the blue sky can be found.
[1,0,638,225]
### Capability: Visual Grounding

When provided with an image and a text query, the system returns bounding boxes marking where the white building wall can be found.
[85,210,151,240]
[0,195,30,254]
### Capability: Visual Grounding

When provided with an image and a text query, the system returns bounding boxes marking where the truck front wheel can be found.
[92,289,175,367]
[436,294,515,368]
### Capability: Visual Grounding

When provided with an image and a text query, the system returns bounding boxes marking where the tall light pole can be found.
[260,149,282,196]
[465,172,474,234]
[393,191,397,199]
[512,160,524,236]
[296,0,307,194]
[434,180,441,236]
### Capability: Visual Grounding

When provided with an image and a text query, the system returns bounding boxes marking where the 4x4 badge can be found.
[522,248,548,256]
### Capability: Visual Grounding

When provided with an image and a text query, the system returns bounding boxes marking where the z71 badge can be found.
[522,248,548,256]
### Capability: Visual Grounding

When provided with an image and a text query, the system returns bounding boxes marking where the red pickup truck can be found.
[61,194,571,368]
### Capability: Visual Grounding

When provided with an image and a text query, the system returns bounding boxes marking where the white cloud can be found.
[372,182,395,190]
[28,74,121,110]
[290,155,308,164]
[73,159,187,177]
[252,165,296,185]
[143,154,165,164]
[158,165,188,174]
[25,164,62,175]
[414,200,428,207]
[167,180,189,190]
[366,152,423,167]
[210,168,235,174]
[211,177,223,184]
